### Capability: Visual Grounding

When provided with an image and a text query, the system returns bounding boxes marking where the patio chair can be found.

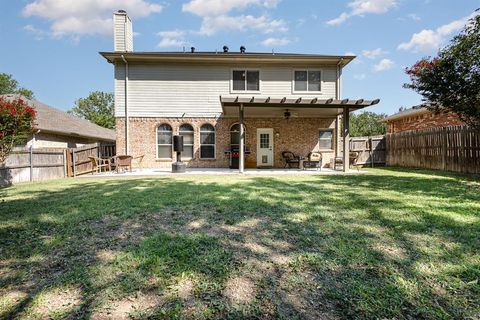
[300,152,322,170]
[333,151,360,171]
[115,155,133,173]
[282,151,301,168]
[88,156,110,174]
[133,154,145,170]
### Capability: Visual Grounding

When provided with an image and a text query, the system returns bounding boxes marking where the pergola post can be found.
[343,107,350,172]
[239,104,245,173]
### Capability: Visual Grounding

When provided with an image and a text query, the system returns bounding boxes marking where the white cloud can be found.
[182,0,286,36]
[182,0,280,16]
[327,0,397,26]
[22,0,162,39]
[373,58,395,72]
[261,37,291,47]
[407,13,421,21]
[23,24,46,40]
[157,30,187,48]
[199,15,287,36]
[353,73,367,80]
[398,13,475,52]
[362,48,387,59]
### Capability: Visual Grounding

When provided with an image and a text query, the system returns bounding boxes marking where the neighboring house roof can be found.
[381,105,431,122]
[100,51,355,67]
[1,94,115,141]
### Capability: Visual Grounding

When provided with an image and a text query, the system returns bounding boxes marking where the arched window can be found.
[157,124,172,159]
[230,123,246,147]
[200,124,215,159]
[179,124,194,159]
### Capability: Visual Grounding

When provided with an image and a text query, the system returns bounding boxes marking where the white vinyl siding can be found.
[113,13,133,52]
[114,64,339,117]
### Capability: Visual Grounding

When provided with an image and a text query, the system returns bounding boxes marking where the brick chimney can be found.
[113,10,133,52]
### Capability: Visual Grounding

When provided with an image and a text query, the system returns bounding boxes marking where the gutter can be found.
[121,54,129,155]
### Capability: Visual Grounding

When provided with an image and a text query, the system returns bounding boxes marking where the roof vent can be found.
[240,46,246,53]
[223,45,229,53]
[117,9,127,13]
[191,47,195,53]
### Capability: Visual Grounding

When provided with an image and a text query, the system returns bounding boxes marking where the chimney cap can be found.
[117,9,127,14]
[223,45,229,53]
[240,46,246,53]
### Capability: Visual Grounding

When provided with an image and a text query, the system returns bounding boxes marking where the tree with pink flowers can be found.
[0,97,36,163]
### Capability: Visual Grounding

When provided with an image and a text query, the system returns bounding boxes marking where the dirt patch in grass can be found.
[223,276,256,305]
[93,291,163,319]
[28,286,82,319]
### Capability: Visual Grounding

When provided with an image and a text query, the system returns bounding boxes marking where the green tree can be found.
[404,11,480,128]
[69,91,115,129]
[0,73,34,99]
[350,111,387,137]
[0,97,37,163]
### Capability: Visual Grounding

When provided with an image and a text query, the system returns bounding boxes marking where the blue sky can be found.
[0,0,478,115]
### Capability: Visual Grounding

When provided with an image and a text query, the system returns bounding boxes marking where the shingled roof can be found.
[1,94,115,141]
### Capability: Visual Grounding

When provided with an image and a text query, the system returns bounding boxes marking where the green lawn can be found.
[0,168,479,319]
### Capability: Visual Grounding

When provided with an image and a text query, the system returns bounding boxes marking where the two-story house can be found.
[100,10,379,172]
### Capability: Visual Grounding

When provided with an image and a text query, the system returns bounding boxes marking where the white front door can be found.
[257,128,274,167]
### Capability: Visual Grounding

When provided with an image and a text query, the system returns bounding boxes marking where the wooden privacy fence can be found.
[67,142,116,177]
[386,126,480,174]
[349,135,386,166]
[0,148,67,186]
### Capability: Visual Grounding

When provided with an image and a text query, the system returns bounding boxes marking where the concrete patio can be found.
[80,167,366,178]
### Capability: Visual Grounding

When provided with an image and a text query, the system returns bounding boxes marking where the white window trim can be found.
[178,124,194,160]
[230,68,262,94]
[318,128,334,151]
[199,124,216,160]
[156,124,173,160]
[292,69,323,94]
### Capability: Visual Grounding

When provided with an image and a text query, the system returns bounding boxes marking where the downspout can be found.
[121,54,129,155]
[336,58,344,158]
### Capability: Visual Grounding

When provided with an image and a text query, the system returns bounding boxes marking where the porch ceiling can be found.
[220,96,380,117]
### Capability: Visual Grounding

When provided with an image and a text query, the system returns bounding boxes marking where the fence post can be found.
[63,149,67,178]
[72,148,76,177]
[442,127,447,171]
[369,137,374,168]
[29,146,33,182]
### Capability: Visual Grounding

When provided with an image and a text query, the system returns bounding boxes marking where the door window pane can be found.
[260,133,269,148]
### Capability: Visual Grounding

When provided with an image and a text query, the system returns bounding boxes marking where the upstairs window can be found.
[294,70,321,92]
[319,129,333,150]
[232,70,260,91]
[200,124,215,159]
[157,124,173,159]
[179,124,194,159]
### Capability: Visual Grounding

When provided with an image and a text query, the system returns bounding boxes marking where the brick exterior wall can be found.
[116,117,338,169]
[387,111,464,134]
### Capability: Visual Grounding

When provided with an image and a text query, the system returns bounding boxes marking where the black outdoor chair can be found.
[282,151,301,168]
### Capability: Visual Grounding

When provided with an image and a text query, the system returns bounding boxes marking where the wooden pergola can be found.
[220,96,380,173]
